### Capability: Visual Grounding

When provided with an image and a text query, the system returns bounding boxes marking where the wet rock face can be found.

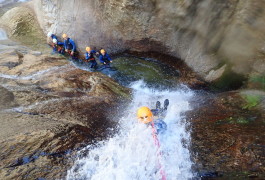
[0,86,15,109]
[33,0,265,86]
[187,91,265,178]
[0,48,130,179]
[0,6,48,52]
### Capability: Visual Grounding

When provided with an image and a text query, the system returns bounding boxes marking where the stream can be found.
[66,56,195,179]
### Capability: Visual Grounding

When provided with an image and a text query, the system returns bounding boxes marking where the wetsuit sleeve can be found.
[107,54,112,61]
[63,39,67,50]
[85,52,89,60]
[99,55,104,63]
[57,41,64,45]
[69,39,76,51]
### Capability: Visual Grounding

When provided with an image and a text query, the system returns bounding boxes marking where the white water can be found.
[67,81,194,180]
[0,28,8,40]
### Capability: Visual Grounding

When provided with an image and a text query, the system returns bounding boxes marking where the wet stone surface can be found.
[187,91,265,179]
[0,47,130,179]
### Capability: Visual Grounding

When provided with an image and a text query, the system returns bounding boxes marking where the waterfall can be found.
[67,80,194,180]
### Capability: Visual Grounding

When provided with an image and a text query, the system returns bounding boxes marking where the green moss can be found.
[242,94,262,110]
[210,65,246,91]
[13,18,47,52]
[1,7,49,53]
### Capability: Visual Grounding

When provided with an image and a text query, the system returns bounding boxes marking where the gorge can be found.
[0,0,264,179]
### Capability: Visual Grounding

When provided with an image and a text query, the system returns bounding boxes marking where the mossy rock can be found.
[210,65,247,91]
[240,90,265,110]
[0,6,48,52]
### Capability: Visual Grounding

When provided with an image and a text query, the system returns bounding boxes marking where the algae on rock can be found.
[0,6,48,52]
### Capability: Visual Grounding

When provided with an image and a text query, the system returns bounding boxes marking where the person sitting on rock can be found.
[51,38,64,54]
[137,99,169,134]
[99,49,112,68]
[62,33,78,60]
[85,46,97,69]
[47,32,57,43]
[47,32,63,53]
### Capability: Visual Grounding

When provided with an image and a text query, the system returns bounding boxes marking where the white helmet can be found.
[52,38,57,43]
[47,32,52,37]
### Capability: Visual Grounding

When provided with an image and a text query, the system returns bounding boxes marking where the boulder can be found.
[0,6,48,52]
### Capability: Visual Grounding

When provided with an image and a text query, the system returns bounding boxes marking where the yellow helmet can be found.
[86,46,91,52]
[62,33,68,39]
[137,106,153,123]
[100,49,106,54]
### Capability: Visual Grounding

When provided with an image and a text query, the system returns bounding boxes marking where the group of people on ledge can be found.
[47,32,112,69]
[47,32,170,134]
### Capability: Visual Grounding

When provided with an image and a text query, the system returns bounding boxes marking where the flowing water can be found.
[0,28,7,40]
[0,27,195,178]
[67,80,194,180]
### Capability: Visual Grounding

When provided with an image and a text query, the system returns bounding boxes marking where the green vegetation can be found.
[210,65,246,91]
[1,7,48,52]
[12,13,47,52]
[242,94,262,110]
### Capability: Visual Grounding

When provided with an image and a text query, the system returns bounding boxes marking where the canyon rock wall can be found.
[33,0,265,86]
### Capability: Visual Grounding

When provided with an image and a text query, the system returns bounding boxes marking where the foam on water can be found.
[67,80,195,180]
[0,28,8,40]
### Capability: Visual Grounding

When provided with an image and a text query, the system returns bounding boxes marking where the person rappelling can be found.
[99,49,112,69]
[137,99,169,180]
[85,46,97,69]
[137,99,169,134]
[62,33,78,60]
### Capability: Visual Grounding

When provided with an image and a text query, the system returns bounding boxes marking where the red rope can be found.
[151,121,167,180]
